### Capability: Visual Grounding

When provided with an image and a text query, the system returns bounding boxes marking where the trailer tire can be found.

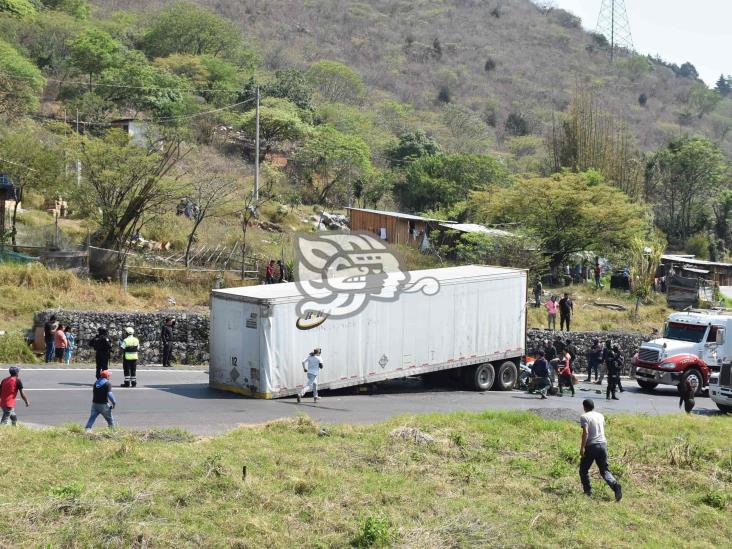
[637,380,658,391]
[716,403,732,414]
[468,363,495,391]
[678,369,704,396]
[494,361,518,391]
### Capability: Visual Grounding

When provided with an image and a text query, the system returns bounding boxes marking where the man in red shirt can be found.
[1,367,31,426]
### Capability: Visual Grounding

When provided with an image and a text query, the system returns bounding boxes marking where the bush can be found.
[639,93,648,106]
[437,85,451,104]
[484,57,496,72]
[505,112,529,136]
[353,515,392,548]
[0,330,37,364]
[685,233,711,260]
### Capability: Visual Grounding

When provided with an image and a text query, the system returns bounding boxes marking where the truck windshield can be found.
[664,322,706,343]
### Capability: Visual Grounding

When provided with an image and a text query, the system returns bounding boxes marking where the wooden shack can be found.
[661,254,732,286]
[346,208,446,248]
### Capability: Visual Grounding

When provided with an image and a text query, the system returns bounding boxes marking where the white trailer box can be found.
[209,265,527,398]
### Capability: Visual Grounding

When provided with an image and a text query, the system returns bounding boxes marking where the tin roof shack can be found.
[346,208,447,248]
[110,116,149,146]
[661,255,720,309]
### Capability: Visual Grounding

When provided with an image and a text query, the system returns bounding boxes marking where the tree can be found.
[42,0,89,19]
[447,231,548,276]
[306,60,365,104]
[154,54,240,105]
[677,62,699,79]
[387,130,441,167]
[293,125,372,205]
[476,171,648,272]
[687,82,721,119]
[712,189,732,248]
[0,125,69,249]
[395,153,507,213]
[142,2,246,62]
[71,129,189,254]
[628,234,665,316]
[0,0,36,17]
[98,51,193,118]
[645,137,727,242]
[68,28,122,89]
[236,98,310,160]
[0,39,44,117]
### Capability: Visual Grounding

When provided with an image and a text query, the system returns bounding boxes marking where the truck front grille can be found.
[721,364,732,388]
[638,348,660,364]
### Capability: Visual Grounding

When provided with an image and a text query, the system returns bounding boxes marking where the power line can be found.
[0,157,37,172]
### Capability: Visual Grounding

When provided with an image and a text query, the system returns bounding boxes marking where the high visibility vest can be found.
[122,335,140,361]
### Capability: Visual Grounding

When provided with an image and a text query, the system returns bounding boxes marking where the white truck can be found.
[632,310,732,407]
[209,265,527,398]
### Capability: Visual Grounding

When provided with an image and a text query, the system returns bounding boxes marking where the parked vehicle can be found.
[632,309,732,396]
[209,265,527,398]
[710,365,732,413]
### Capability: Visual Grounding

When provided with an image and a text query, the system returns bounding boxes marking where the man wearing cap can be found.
[120,327,140,388]
[85,370,116,431]
[1,367,30,426]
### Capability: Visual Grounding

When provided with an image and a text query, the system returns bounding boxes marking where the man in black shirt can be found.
[559,293,573,331]
[531,351,551,399]
[85,370,116,431]
[89,328,112,379]
[161,318,175,367]
[43,314,57,363]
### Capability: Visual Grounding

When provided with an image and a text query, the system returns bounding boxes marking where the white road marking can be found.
[26,387,161,391]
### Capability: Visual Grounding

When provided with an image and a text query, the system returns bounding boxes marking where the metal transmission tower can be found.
[596,0,634,60]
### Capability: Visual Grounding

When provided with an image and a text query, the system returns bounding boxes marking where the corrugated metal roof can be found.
[346,207,448,223]
[439,223,513,237]
[663,254,732,269]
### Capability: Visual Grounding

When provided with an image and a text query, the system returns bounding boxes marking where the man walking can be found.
[544,296,558,330]
[596,340,612,385]
[579,399,622,501]
[586,339,602,383]
[559,293,573,331]
[1,367,30,426]
[296,348,323,403]
[85,370,116,432]
[89,327,112,379]
[530,350,551,399]
[533,279,543,308]
[120,327,140,388]
[44,314,57,363]
[594,263,602,289]
[265,260,276,284]
[606,347,621,400]
[161,318,174,368]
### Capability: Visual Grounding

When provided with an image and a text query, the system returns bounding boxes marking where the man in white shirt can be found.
[297,348,323,403]
[579,399,622,501]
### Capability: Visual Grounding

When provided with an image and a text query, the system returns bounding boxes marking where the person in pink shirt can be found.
[53,324,68,363]
[544,296,558,330]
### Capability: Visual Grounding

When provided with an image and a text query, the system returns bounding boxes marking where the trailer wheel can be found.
[469,363,495,391]
[494,361,518,391]
[717,403,732,414]
[637,380,658,391]
[678,369,704,396]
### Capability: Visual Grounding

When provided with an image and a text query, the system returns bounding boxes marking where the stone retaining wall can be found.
[34,310,209,365]
[527,328,651,374]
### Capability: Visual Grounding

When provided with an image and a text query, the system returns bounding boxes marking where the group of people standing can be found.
[265,259,289,284]
[533,283,574,332]
[530,337,625,400]
[43,315,76,364]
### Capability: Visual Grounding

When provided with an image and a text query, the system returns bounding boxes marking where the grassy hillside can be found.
[0,411,729,547]
[96,0,732,157]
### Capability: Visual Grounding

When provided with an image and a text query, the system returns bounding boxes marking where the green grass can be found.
[0,412,729,547]
[529,281,673,332]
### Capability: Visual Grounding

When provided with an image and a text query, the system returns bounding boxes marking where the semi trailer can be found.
[209,265,527,398]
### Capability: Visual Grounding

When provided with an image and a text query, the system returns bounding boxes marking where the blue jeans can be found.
[1,407,17,425]
[299,373,318,398]
[45,338,55,363]
[85,403,115,429]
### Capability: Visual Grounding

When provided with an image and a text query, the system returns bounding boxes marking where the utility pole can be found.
[596,0,634,62]
[75,109,81,185]
[254,86,260,201]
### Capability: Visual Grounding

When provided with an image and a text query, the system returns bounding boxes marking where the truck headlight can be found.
[660,361,676,370]
[710,374,719,386]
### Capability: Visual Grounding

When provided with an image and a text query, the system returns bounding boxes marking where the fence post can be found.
[121,265,128,293]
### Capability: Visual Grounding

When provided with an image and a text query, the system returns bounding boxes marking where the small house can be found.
[346,208,447,248]
[110,116,148,146]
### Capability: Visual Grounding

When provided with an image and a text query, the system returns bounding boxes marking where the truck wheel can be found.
[717,403,732,414]
[678,369,703,396]
[468,363,495,391]
[494,361,518,391]
[637,380,658,391]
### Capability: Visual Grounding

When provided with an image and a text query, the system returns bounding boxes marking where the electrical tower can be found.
[596,0,634,60]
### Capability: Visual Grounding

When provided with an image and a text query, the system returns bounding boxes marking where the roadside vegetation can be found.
[0,411,729,547]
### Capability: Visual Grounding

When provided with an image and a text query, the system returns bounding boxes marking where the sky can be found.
[551,0,730,86]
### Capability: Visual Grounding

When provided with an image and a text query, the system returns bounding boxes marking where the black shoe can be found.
[594,381,602,385]
[120,383,129,388]
[612,396,620,400]
[584,378,591,382]
[131,382,137,387]
[614,484,622,502]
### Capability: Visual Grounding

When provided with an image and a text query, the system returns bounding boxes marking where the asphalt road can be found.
[10,368,723,434]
